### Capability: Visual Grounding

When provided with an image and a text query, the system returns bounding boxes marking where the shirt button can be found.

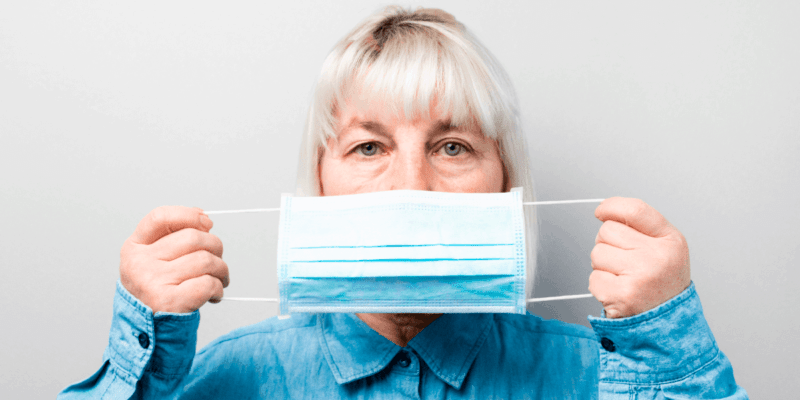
[600,337,615,352]
[396,351,411,368]
[138,332,150,349]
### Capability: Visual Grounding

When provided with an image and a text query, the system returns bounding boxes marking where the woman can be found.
[59,6,746,399]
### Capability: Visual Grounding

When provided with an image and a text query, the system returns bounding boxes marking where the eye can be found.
[442,142,464,156]
[355,142,380,157]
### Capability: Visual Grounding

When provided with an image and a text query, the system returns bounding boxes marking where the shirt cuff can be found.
[103,281,200,384]
[588,282,720,383]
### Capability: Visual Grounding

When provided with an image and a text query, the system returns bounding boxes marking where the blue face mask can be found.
[277,188,527,315]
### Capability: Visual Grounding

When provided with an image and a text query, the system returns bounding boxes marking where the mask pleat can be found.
[278,189,527,314]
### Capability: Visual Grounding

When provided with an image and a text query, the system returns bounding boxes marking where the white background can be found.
[1,1,798,398]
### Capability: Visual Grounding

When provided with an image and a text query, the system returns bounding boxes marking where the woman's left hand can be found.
[589,197,691,319]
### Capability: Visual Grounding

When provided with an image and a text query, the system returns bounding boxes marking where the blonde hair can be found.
[294,6,540,304]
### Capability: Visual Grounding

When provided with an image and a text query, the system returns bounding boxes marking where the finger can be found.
[588,270,630,318]
[172,274,224,313]
[588,269,619,306]
[131,206,213,245]
[167,250,230,288]
[150,228,223,261]
[590,242,633,276]
[595,220,649,249]
[595,197,673,238]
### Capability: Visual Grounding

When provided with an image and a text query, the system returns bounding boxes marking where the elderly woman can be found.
[60,7,746,399]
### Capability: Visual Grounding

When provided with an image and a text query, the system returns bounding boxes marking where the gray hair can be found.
[294,6,540,304]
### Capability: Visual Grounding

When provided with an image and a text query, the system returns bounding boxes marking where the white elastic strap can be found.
[221,297,279,302]
[523,199,605,206]
[525,293,594,302]
[220,293,594,303]
[212,198,602,304]
[204,199,605,215]
[204,207,281,215]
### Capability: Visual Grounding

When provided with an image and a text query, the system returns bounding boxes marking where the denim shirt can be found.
[59,281,747,399]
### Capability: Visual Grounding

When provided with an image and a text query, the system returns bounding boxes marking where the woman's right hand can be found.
[119,206,229,314]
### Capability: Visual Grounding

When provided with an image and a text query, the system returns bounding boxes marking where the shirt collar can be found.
[317,313,495,389]
[317,313,401,384]
[407,313,494,390]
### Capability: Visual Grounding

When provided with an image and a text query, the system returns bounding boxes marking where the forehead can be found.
[334,92,479,136]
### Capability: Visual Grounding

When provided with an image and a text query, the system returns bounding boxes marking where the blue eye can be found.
[443,142,463,156]
[358,142,379,156]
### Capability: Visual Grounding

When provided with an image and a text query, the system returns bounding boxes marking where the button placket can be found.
[389,350,421,398]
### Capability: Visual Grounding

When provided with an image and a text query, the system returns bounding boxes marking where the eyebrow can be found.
[344,118,460,138]
[431,119,457,135]
[355,120,391,138]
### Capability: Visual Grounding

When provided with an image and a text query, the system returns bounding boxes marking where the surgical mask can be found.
[277,188,528,315]
[206,190,601,314]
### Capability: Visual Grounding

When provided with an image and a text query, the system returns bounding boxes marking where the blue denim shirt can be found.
[59,281,747,399]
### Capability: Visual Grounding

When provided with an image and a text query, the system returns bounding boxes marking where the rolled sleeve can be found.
[589,282,716,382]
[102,281,158,384]
[148,309,201,377]
[105,281,200,378]
[60,282,200,399]
[589,282,747,399]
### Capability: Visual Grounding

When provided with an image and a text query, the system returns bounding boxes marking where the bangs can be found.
[312,18,515,145]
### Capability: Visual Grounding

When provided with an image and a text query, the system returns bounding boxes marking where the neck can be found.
[356,313,442,347]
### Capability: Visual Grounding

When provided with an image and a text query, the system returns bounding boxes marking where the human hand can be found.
[119,206,229,314]
[589,197,691,319]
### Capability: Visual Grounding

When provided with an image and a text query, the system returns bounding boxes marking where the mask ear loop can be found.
[203,199,605,215]
[220,293,595,303]
[204,207,281,215]
[526,293,594,303]
[204,198,605,303]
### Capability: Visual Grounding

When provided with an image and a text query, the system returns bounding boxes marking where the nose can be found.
[387,148,433,191]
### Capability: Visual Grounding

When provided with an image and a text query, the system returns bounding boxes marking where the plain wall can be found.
[1,1,798,398]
